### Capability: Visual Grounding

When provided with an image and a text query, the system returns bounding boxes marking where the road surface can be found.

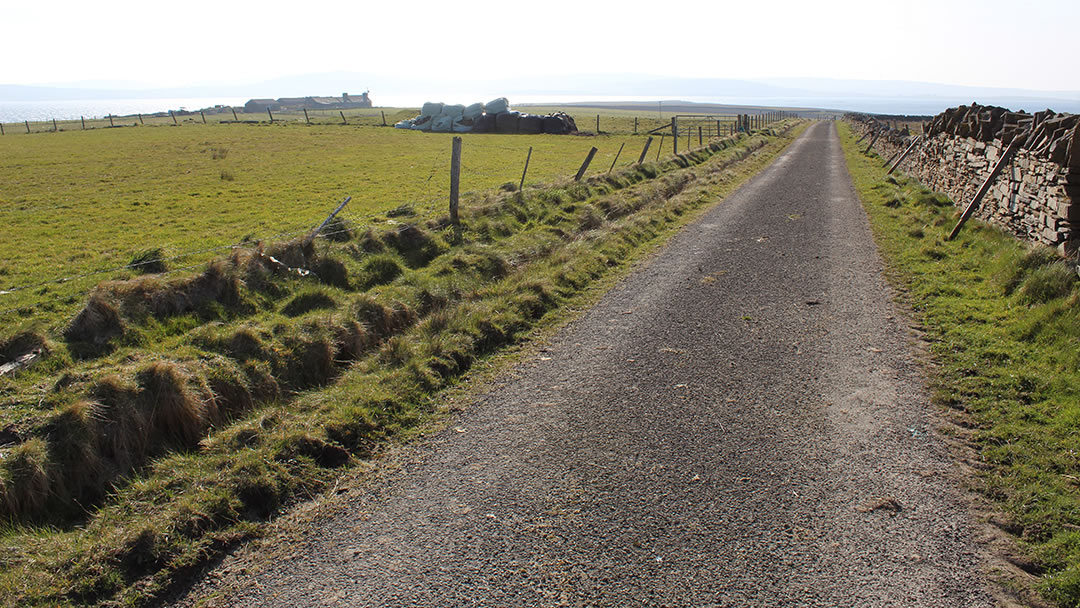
[179,122,993,607]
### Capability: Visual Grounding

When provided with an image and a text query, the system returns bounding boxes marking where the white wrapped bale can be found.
[431,115,454,132]
[421,102,444,117]
[484,97,510,114]
[464,103,484,119]
[441,104,465,117]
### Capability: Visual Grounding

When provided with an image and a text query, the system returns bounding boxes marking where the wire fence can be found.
[0,117,790,324]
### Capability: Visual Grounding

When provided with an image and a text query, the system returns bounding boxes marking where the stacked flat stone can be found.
[845,105,1079,252]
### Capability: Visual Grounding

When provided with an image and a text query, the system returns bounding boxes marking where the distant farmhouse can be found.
[244,92,372,113]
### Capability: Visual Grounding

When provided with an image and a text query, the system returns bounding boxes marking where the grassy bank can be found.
[0,122,804,607]
[838,122,1080,606]
[0,117,657,330]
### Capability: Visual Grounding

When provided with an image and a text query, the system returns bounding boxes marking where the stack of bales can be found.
[395,98,576,135]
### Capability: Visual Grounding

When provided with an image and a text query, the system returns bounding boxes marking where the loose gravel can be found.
[176,122,994,607]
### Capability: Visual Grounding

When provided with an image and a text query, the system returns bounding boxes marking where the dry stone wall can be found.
[847,104,1080,252]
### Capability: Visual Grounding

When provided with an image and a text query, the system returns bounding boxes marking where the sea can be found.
[0,98,250,124]
[0,94,824,124]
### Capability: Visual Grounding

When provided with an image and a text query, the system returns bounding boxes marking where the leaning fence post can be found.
[340,111,347,125]
[450,136,462,226]
[305,196,352,245]
[575,147,598,181]
[0,123,4,136]
[608,142,625,173]
[303,108,310,124]
[637,137,653,164]
[231,108,238,121]
[138,113,144,125]
[657,134,665,161]
[381,111,386,126]
[887,135,922,175]
[863,130,881,154]
[519,146,533,191]
[81,116,85,130]
[108,114,114,127]
[200,111,206,124]
[25,120,30,134]
[52,118,58,132]
[948,135,1025,241]
[267,108,274,123]
[170,111,177,125]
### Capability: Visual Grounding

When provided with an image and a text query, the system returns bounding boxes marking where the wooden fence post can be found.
[671,117,678,155]
[948,136,1025,240]
[863,130,881,154]
[0,123,4,136]
[657,134,665,161]
[25,120,30,134]
[634,117,638,134]
[887,136,922,175]
[575,147,598,181]
[519,146,532,191]
[381,111,386,126]
[52,118,58,132]
[200,111,206,123]
[450,136,462,226]
[340,111,347,125]
[267,108,274,123]
[231,108,238,121]
[596,114,600,134]
[81,116,85,130]
[170,111,177,125]
[108,114,114,127]
[138,113,144,125]
[698,126,703,147]
[608,142,625,173]
[305,196,352,245]
[637,137,653,164]
[303,108,310,124]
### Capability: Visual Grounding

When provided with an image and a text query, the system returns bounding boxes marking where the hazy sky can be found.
[4,0,1078,92]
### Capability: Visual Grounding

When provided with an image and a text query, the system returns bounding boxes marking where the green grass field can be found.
[839,122,1080,607]
[0,116,678,330]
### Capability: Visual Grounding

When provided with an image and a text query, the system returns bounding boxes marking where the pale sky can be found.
[4,0,1078,92]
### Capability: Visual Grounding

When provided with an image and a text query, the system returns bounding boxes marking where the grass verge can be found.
[0,123,805,607]
[838,122,1080,606]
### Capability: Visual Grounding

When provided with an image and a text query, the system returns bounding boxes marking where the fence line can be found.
[0,118,800,321]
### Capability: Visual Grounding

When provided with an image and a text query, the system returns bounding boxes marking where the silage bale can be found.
[431,115,454,133]
[472,113,496,133]
[543,115,567,134]
[484,97,510,114]
[464,103,484,120]
[495,111,520,134]
[421,102,444,117]
[519,114,543,134]
[441,104,465,117]
[394,119,415,129]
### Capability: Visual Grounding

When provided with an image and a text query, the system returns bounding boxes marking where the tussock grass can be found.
[839,122,1080,607]
[0,122,804,606]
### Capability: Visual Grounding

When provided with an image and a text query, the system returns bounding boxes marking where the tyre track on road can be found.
[179,122,994,607]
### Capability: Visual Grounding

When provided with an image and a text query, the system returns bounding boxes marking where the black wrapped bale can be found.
[496,111,520,134]
[542,116,566,134]
[519,114,543,134]
[472,113,496,133]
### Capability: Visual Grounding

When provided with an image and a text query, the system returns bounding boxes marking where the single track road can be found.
[179,122,994,607]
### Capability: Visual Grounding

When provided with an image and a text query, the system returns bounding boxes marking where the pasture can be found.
[0,115,660,329]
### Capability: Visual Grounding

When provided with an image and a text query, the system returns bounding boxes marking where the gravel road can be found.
[178,122,994,607]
